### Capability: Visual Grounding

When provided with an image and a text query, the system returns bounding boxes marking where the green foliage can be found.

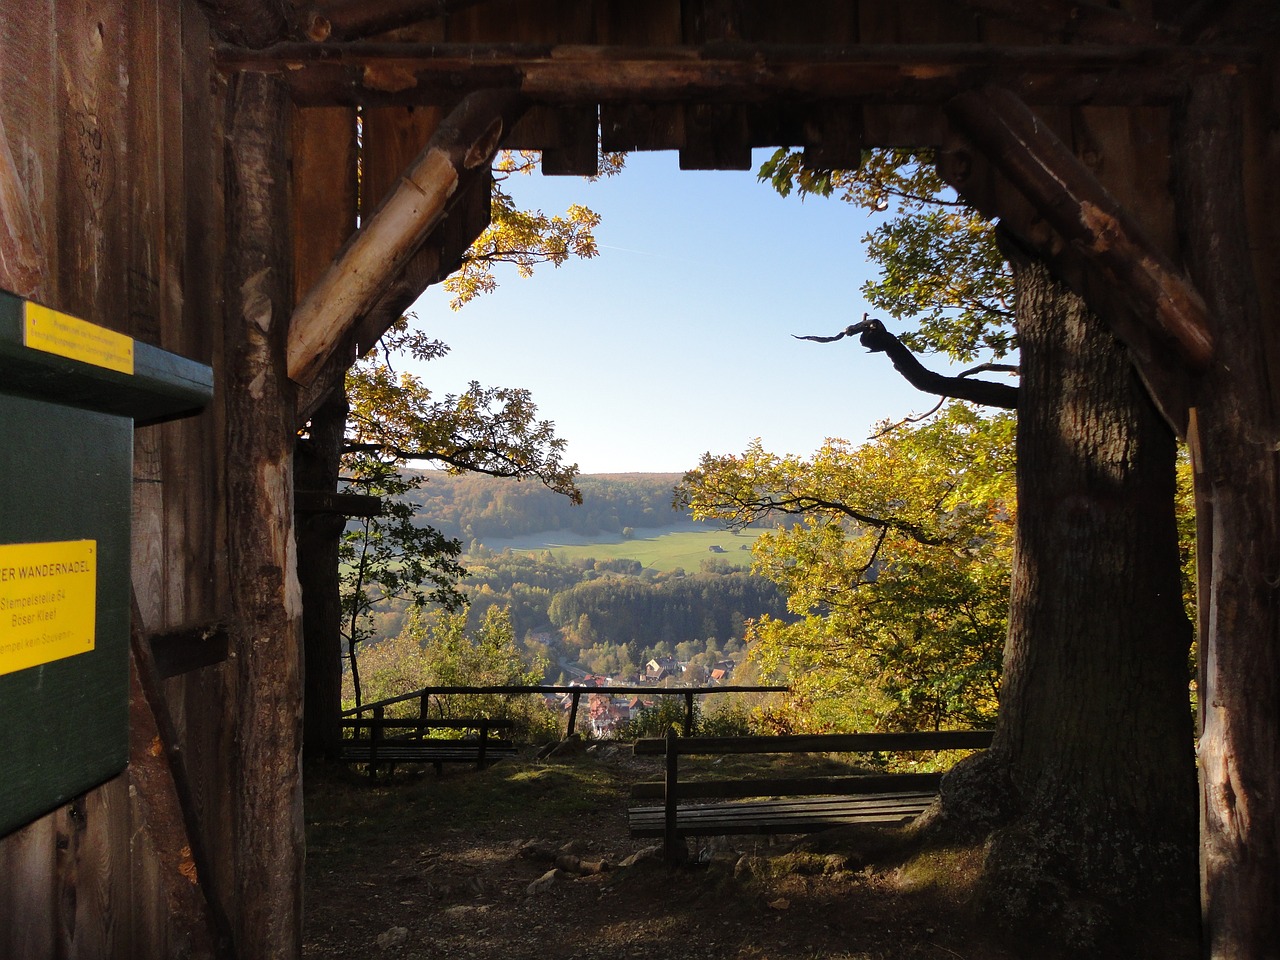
[403,471,685,542]
[614,696,697,739]
[348,606,560,743]
[758,147,1014,362]
[545,568,788,649]
[442,149,617,309]
[680,405,1014,733]
[339,457,466,706]
[345,320,580,499]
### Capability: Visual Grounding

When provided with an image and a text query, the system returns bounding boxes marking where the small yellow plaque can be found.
[23,302,134,375]
[0,540,97,677]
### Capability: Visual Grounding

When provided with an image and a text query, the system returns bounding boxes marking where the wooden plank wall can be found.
[0,0,230,957]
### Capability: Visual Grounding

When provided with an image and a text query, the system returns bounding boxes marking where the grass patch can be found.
[306,752,629,860]
[482,526,769,573]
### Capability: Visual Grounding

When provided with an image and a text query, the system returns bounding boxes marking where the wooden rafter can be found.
[297,0,490,42]
[945,86,1214,373]
[959,0,1178,45]
[217,41,1258,108]
[287,89,520,387]
[129,599,233,956]
[195,0,287,48]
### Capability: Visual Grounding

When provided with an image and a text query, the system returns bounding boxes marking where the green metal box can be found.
[0,290,213,837]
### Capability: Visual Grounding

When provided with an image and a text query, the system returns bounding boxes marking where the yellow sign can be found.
[23,302,134,375]
[0,540,97,677]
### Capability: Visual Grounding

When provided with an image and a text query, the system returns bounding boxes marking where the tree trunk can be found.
[296,386,349,760]
[937,261,1199,954]
[223,72,304,960]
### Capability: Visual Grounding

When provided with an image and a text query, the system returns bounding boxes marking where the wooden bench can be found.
[629,729,994,863]
[340,706,517,778]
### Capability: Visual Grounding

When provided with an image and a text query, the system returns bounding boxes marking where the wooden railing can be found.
[341,683,788,739]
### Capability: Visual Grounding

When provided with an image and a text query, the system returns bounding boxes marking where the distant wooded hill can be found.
[403,471,691,543]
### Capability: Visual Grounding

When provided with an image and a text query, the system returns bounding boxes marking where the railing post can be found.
[476,719,489,769]
[663,728,681,865]
[418,690,430,739]
[684,691,695,737]
[369,705,384,781]
[566,690,581,738]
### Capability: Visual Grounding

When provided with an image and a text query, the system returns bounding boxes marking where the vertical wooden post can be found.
[293,104,358,763]
[567,690,581,738]
[370,706,385,781]
[476,720,489,770]
[223,71,304,960]
[663,729,681,866]
[1175,74,1280,960]
[684,692,695,737]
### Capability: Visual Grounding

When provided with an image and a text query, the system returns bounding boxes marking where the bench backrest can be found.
[342,713,516,740]
[633,729,994,757]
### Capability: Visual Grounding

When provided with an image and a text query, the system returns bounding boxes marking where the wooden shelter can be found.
[0,1,1275,957]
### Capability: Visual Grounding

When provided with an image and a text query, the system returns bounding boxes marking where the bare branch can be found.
[797,315,1019,409]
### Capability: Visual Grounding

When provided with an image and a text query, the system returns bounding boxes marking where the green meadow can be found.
[481,526,768,573]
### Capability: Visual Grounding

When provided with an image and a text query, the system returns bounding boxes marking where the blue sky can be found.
[405,149,948,474]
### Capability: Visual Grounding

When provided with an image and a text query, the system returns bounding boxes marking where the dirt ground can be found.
[303,743,1019,960]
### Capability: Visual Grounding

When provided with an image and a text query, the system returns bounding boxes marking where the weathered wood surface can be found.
[1176,73,1280,960]
[220,40,1254,110]
[630,792,938,837]
[945,86,1213,372]
[0,2,232,958]
[287,88,519,388]
[291,104,357,421]
[631,731,986,856]
[340,713,517,774]
[298,0,489,42]
[634,730,995,756]
[0,110,45,299]
[223,70,305,960]
[128,627,227,958]
[631,771,945,801]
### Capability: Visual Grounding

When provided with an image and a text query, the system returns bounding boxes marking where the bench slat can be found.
[630,771,942,801]
[629,792,937,837]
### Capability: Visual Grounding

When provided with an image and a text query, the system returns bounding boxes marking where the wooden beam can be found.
[286,89,520,388]
[196,0,287,48]
[959,0,1178,45]
[147,619,232,679]
[297,0,490,42]
[130,603,233,956]
[217,41,1259,109]
[294,490,382,517]
[680,103,752,170]
[1175,73,1280,960]
[945,85,1214,371]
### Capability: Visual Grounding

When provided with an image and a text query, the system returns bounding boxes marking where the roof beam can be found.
[287,89,521,388]
[959,0,1177,44]
[942,84,1214,415]
[217,41,1257,108]
[196,0,288,48]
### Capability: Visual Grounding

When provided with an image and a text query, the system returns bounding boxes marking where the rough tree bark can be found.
[223,71,304,960]
[931,261,1199,955]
